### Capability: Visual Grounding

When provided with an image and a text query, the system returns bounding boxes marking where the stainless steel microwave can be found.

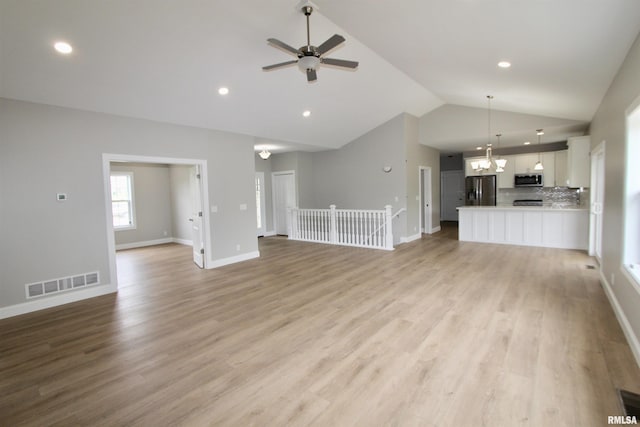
[514,173,543,187]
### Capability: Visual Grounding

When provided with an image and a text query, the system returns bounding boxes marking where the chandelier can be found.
[471,95,507,173]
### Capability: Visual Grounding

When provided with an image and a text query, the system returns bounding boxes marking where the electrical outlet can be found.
[236,244,241,252]
[163,230,168,236]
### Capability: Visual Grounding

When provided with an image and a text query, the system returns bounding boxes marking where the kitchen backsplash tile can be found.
[498,187,589,207]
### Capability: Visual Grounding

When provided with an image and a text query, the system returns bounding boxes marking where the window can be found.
[110,172,136,230]
[624,98,640,286]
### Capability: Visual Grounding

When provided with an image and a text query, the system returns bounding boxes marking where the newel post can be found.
[288,207,297,239]
[384,205,393,250]
[329,205,337,244]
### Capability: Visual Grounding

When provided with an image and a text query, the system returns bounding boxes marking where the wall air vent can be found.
[25,271,100,299]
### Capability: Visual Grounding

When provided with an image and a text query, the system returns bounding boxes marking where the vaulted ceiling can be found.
[1,0,640,153]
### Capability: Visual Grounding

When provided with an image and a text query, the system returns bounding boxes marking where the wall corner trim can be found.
[207,251,260,269]
[400,233,422,244]
[115,238,173,251]
[600,270,640,370]
[0,284,117,320]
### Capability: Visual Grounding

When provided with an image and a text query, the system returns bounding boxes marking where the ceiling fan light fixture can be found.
[297,55,320,72]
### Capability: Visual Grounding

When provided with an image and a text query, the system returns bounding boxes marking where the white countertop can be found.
[457,205,588,212]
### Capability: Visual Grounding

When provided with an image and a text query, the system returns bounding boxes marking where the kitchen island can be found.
[457,205,589,250]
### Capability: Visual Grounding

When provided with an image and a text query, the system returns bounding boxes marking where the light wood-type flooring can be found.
[2,224,640,426]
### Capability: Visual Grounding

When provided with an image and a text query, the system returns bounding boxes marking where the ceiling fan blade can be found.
[307,68,317,82]
[317,34,345,55]
[267,38,301,57]
[321,58,359,69]
[262,60,298,71]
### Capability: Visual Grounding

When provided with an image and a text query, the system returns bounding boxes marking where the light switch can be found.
[211,205,218,213]
[240,204,247,211]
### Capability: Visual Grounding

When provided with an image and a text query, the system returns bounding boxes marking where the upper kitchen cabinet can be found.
[497,155,515,188]
[566,136,591,188]
[514,153,539,174]
[555,150,568,187]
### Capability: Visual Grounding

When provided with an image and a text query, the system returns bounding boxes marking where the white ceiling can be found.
[1,0,640,153]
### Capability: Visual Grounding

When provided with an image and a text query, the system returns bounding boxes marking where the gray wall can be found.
[0,98,258,309]
[408,114,441,234]
[590,32,640,348]
[440,153,463,171]
[111,162,172,246]
[169,165,193,242]
[311,114,406,211]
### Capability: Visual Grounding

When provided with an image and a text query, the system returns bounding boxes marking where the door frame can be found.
[589,141,605,262]
[271,170,297,236]
[256,172,266,237]
[102,153,212,289]
[418,166,433,234]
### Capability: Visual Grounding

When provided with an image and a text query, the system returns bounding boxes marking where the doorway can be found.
[102,154,211,290]
[590,141,605,264]
[419,167,433,234]
[441,170,465,221]
[256,172,266,237]
[272,171,296,236]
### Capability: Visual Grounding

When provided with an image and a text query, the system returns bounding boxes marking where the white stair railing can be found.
[288,205,398,250]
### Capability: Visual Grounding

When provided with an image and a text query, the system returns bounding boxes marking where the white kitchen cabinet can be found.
[457,206,589,249]
[514,153,539,173]
[567,136,590,188]
[541,152,555,187]
[497,155,515,188]
[555,150,568,187]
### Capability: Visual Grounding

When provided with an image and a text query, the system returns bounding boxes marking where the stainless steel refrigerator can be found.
[465,175,497,206]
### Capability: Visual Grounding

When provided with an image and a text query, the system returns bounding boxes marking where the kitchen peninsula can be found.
[457,205,589,250]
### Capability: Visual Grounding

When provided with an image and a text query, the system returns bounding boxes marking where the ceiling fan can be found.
[262,5,359,82]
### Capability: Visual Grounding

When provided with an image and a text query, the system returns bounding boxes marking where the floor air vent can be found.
[26,271,100,299]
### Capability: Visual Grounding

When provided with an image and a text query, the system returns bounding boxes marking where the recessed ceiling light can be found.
[218,87,229,95]
[524,141,531,145]
[476,146,483,150]
[302,110,311,118]
[497,61,511,68]
[54,41,73,54]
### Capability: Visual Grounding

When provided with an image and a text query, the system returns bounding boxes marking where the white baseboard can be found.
[172,238,193,246]
[207,251,260,269]
[431,226,442,233]
[115,238,173,250]
[600,270,640,369]
[264,230,277,237]
[400,233,422,243]
[0,284,117,320]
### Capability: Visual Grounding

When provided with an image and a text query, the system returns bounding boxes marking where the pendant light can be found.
[258,149,271,160]
[471,95,506,173]
[534,129,544,170]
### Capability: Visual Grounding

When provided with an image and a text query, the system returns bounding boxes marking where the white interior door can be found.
[441,170,465,221]
[256,172,266,237]
[420,167,432,234]
[272,172,296,235]
[590,142,605,263]
[190,165,205,268]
